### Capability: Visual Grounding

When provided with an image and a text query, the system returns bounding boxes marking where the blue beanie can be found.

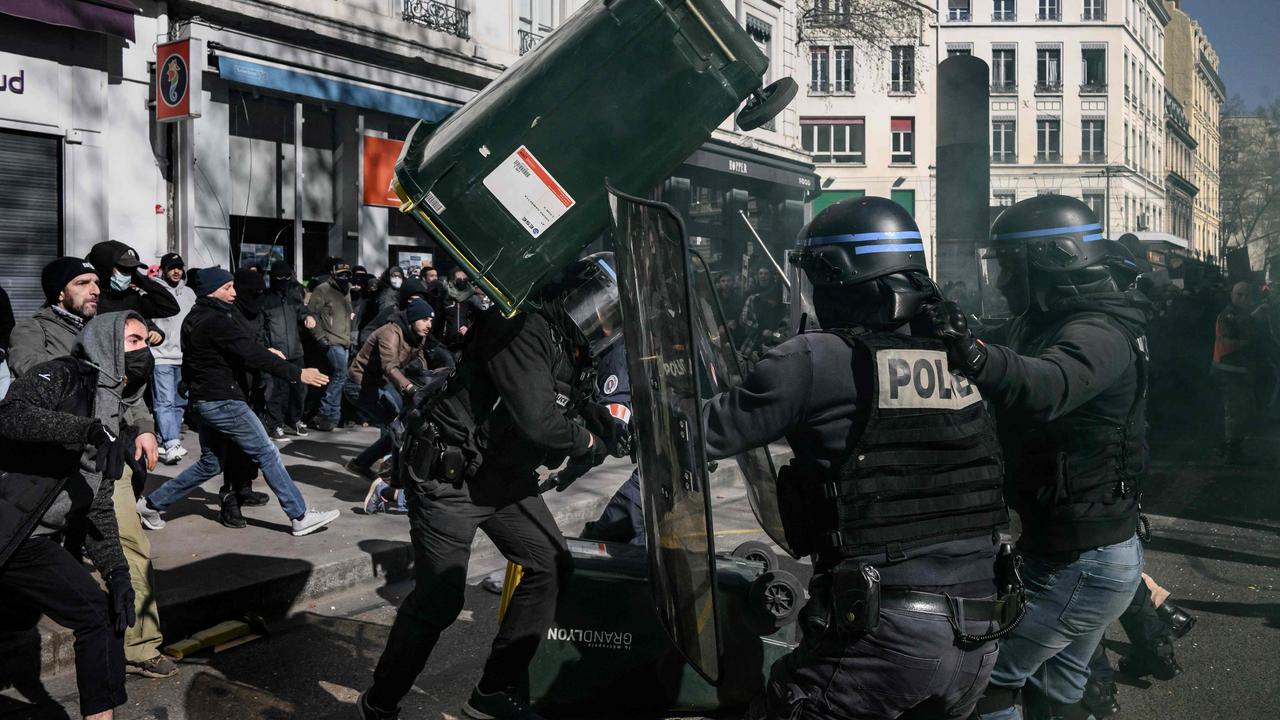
[193,267,235,297]
[405,298,434,323]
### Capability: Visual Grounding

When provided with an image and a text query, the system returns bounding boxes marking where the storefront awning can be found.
[216,54,458,124]
[0,0,138,42]
[681,139,817,195]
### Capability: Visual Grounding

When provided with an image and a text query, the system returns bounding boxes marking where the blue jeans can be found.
[978,535,1144,719]
[321,345,349,421]
[151,364,186,449]
[148,399,307,520]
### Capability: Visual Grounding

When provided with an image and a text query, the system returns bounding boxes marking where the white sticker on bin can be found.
[483,145,576,238]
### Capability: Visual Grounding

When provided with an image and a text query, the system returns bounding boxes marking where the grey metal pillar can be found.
[293,101,304,278]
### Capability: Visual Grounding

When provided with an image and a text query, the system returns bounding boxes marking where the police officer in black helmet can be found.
[926,194,1149,720]
[704,196,1018,720]
[357,253,628,720]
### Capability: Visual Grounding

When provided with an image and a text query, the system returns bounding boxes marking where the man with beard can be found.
[136,268,339,536]
[929,195,1148,720]
[151,254,196,465]
[262,260,317,439]
[307,259,355,431]
[10,258,102,378]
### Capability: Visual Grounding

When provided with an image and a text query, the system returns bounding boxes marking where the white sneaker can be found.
[159,445,187,465]
[136,497,165,530]
[290,508,340,537]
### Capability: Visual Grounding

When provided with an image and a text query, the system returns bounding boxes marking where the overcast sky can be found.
[1178,0,1280,112]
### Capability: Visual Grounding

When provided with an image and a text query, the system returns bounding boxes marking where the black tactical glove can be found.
[923,301,988,376]
[538,453,597,494]
[579,404,631,459]
[105,570,136,636]
[87,421,128,481]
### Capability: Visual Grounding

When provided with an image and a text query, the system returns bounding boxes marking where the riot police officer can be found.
[357,254,627,720]
[927,195,1149,720]
[703,197,1016,720]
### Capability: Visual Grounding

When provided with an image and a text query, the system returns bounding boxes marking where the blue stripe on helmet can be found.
[595,258,617,281]
[854,243,926,255]
[1083,233,1104,242]
[801,230,922,247]
[992,223,1103,241]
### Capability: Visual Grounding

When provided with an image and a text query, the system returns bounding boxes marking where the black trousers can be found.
[752,573,999,720]
[264,357,305,429]
[0,535,126,716]
[367,478,571,709]
[1088,579,1170,684]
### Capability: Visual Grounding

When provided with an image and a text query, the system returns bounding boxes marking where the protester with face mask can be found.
[150,254,196,465]
[306,259,355,431]
[84,241,180,346]
[262,260,316,439]
[137,268,339,537]
[438,268,480,350]
[0,312,172,719]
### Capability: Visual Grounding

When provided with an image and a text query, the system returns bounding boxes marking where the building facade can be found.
[1164,0,1224,261]
[1,0,812,304]
[1164,89,1196,245]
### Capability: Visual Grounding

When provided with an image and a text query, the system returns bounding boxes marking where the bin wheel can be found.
[736,78,799,131]
[748,570,804,633]
[731,540,779,572]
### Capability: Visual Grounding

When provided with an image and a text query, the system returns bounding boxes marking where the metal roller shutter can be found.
[0,131,62,320]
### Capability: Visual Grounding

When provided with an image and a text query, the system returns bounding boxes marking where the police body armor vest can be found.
[789,329,1008,560]
[1003,312,1148,554]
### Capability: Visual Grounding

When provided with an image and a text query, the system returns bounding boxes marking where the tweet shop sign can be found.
[156,37,203,123]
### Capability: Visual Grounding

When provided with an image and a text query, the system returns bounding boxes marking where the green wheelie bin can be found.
[392,0,796,316]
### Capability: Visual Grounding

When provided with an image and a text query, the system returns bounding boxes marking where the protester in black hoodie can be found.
[85,241,179,345]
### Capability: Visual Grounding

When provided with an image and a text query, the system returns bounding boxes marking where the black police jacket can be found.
[704,330,1000,593]
[975,293,1148,554]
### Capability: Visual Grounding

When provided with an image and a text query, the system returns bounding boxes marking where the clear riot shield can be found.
[687,253,795,559]
[608,187,722,684]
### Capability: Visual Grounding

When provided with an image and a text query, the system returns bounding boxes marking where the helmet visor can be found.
[563,257,622,357]
[978,244,1029,319]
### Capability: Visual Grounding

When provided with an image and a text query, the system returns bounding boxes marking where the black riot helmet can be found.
[986,194,1115,315]
[789,196,939,330]
[541,252,622,357]
[1102,239,1142,290]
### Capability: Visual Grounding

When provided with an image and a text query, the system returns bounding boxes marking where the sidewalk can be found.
[0,426,754,682]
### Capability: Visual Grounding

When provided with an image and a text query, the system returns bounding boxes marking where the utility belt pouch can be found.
[776,461,816,557]
[995,542,1026,623]
[438,446,467,486]
[831,559,881,639]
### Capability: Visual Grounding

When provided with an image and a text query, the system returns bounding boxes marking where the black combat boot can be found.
[1082,674,1120,718]
[1120,639,1182,681]
[1157,599,1197,639]
[219,492,247,529]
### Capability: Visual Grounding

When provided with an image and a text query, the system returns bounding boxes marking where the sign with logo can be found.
[156,38,202,123]
[363,135,405,207]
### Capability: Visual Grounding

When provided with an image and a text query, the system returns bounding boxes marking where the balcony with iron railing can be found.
[1080,152,1107,164]
[402,0,470,39]
[992,11,1016,21]
[947,9,971,21]
[1082,11,1106,21]
[992,153,1018,164]
[1036,151,1063,163]
[1035,80,1063,94]
[805,12,854,27]
[519,29,544,55]
[888,81,916,95]
[991,81,1018,94]
[1080,82,1108,95]
[1038,10,1062,21]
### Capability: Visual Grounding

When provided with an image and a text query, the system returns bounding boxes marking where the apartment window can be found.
[1124,121,1130,164]
[801,119,866,164]
[1038,0,1060,20]
[993,0,1015,21]
[1084,0,1105,21]
[1081,47,1106,91]
[1037,119,1061,162]
[947,0,971,21]
[890,46,915,93]
[813,0,853,17]
[1124,51,1130,98]
[1037,48,1062,92]
[809,47,830,92]
[518,0,554,53]
[891,117,915,164]
[994,191,1017,207]
[992,47,1017,91]
[993,120,1017,163]
[833,46,854,93]
[1081,119,1106,162]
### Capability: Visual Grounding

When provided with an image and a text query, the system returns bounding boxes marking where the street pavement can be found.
[1,423,1278,719]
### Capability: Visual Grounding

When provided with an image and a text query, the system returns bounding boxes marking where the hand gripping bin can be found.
[391,0,796,316]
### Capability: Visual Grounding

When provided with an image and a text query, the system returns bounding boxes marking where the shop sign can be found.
[363,135,404,207]
[156,38,203,123]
